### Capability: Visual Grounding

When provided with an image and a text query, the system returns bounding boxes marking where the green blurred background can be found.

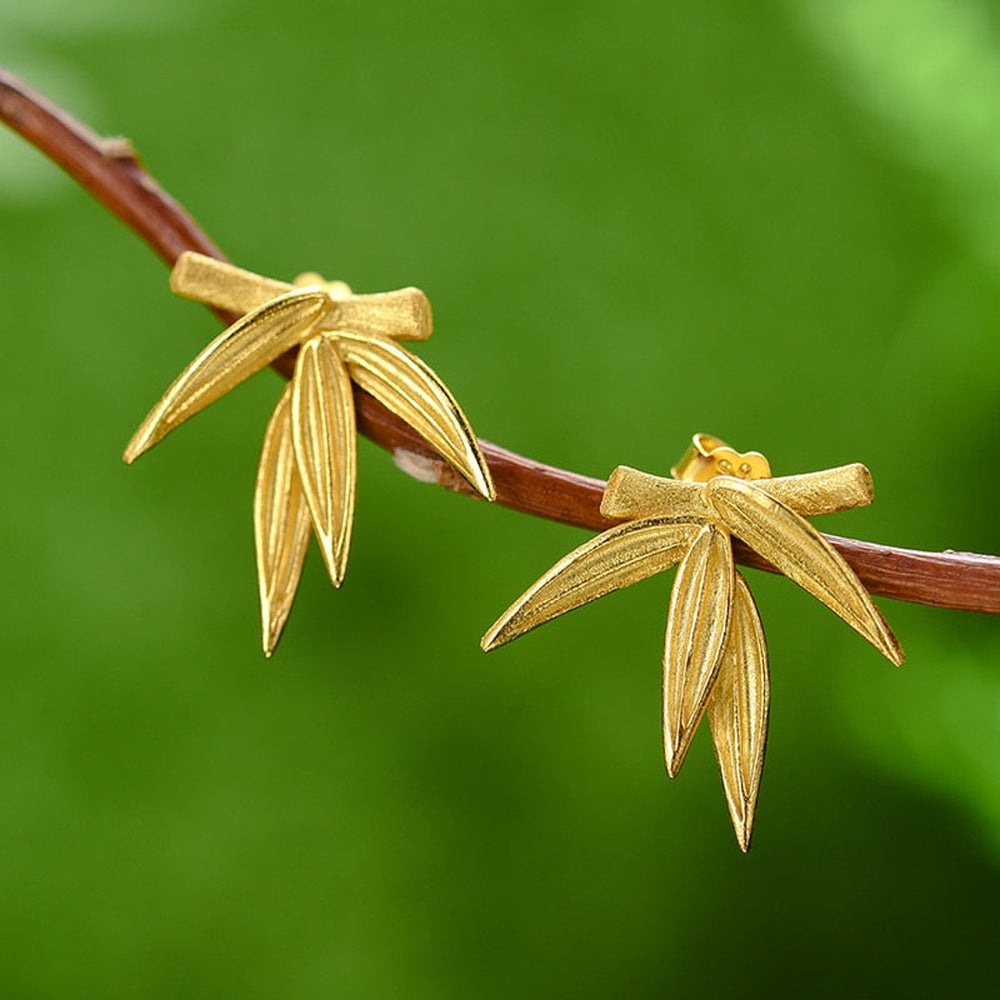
[3,0,1000,995]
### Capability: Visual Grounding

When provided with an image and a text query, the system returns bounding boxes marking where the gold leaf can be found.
[124,288,330,463]
[334,330,494,500]
[481,517,703,651]
[705,477,904,665]
[254,385,312,656]
[601,464,873,521]
[708,572,769,852]
[291,336,357,587]
[663,523,735,777]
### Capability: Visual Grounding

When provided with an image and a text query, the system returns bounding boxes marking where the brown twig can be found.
[3,66,999,615]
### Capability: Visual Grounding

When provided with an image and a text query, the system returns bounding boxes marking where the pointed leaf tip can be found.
[708,572,769,852]
[333,331,494,501]
[705,477,903,665]
[255,385,312,656]
[663,523,735,778]
[291,336,357,588]
[481,517,702,651]
[124,288,330,462]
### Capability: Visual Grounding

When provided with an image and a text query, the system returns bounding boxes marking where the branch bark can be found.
[3,66,999,615]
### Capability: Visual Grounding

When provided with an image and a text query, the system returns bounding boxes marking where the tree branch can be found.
[3,66,999,615]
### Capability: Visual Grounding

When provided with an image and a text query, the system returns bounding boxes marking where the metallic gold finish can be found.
[672,433,771,483]
[663,523,734,777]
[335,330,494,501]
[124,288,331,463]
[170,252,433,342]
[331,289,433,344]
[707,573,769,853]
[762,465,873,517]
[170,253,290,313]
[482,433,903,850]
[255,386,312,657]
[292,336,356,587]
[705,477,903,665]
[127,254,494,652]
[481,518,701,650]
[601,463,873,521]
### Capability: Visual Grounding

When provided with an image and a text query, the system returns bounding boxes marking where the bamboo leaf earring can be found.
[483,433,902,850]
[126,253,495,653]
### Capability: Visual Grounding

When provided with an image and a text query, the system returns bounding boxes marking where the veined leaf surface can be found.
[254,385,312,656]
[481,517,703,651]
[705,477,903,665]
[708,572,769,852]
[663,523,735,777]
[291,336,356,587]
[334,331,494,501]
[124,288,330,462]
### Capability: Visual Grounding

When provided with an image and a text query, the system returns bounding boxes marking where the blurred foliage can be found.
[2,0,1000,996]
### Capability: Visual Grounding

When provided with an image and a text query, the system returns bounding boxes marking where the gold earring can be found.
[482,434,902,851]
[126,252,494,655]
